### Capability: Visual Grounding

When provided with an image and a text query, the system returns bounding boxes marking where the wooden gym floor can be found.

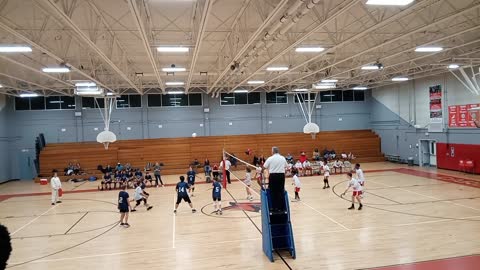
[1,162,479,270]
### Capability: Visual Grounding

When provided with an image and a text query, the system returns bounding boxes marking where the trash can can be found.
[407,157,414,166]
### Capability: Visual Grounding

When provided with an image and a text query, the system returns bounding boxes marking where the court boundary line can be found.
[64,212,88,234]
[172,194,176,249]
[10,204,57,236]
[358,254,480,270]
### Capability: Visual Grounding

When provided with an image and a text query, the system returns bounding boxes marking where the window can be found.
[294,93,316,103]
[15,97,30,110]
[30,96,45,110]
[189,93,202,106]
[46,96,61,110]
[354,90,365,101]
[82,97,105,109]
[319,91,332,102]
[220,92,261,105]
[331,90,342,102]
[162,94,188,107]
[266,92,287,104]
[147,93,202,107]
[61,96,76,109]
[116,94,142,108]
[248,92,261,104]
[148,94,162,107]
[342,90,353,101]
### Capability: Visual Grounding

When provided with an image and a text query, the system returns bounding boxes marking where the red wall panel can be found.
[437,143,480,174]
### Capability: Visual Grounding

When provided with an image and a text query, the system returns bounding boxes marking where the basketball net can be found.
[103,142,110,150]
[95,96,117,150]
[295,88,320,140]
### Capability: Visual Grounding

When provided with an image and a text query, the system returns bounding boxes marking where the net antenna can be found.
[449,64,480,95]
[95,95,117,149]
[295,86,319,139]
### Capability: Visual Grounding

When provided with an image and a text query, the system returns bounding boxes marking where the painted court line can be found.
[10,205,57,236]
[172,194,176,249]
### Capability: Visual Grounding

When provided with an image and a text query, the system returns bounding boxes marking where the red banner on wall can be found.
[448,103,480,128]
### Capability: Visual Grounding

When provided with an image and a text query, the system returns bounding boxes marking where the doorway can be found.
[419,139,437,167]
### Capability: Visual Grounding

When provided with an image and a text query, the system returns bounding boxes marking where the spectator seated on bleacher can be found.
[258,155,266,166]
[253,155,259,166]
[105,164,113,173]
[286,162,293,176]
[313,149,320,161]
[286,153,294,164]
[303,159,312,176]
[341,152,348,160]
[229,154,238,168]
[134,169,143,181]
[299,152,307,163]
[212,164,219,179]
[348,152,356,160]
[294,160,304,176]
[333,159,343,173]
[65,162,75,176]
[145,172,154,186]
[329,149,336,159]
[100,172,113,190]
[204,158,211,176]
[125,163,132,172]
[116,163,124,171]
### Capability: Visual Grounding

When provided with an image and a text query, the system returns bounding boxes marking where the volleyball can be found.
[192,133,197,137]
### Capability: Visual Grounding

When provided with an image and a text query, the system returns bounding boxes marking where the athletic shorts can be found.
[295,187,300,193]
[353,191,363,196]
[119,207,129,213]
[135,198,146,206]
[324,172,330,177]
[176,195,191,204]
[188,182,195,187]
[360,183,364,186]
[212,197,221,201]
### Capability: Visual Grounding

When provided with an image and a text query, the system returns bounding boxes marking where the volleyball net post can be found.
[222,149,227,189]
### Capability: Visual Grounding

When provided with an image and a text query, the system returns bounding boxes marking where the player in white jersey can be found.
[341,172,363,210]
[355,163,365,198]
[291,168,301,201]
[322,159,330,189]
[244,167,253,201]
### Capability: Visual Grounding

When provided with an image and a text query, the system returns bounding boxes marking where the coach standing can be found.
[263,146,288,211]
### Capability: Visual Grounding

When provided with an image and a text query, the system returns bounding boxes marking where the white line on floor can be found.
[11,204,57,236]
[172,194,176,249]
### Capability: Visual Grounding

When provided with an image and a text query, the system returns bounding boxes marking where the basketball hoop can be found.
[95,96,117,149]
[296,88,320,140]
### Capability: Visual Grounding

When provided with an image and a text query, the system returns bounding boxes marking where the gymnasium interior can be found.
[0,0,479,269]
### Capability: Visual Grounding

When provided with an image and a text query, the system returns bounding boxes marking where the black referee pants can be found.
[268,173,286,211]
[226,170,231,184]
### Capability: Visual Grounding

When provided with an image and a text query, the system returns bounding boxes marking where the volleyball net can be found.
[221,150,267,201]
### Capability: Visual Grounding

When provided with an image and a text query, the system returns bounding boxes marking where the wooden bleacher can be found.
[36,130,384,181]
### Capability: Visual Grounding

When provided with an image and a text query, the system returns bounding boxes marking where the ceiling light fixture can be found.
[247,80,265,84]
[19,93,39,97]
[162,67,186,72]
[353,86,368,90]
[415,47,443,52]
[0,46,32,53]
[42,67,70,73]
[266,66,289,71]
[165,81,185,86]
[157,47,189,52]
[233,89,249,93]
[448,64,460,69]
[392,77,409,81]
[75,82,96,87]
[293,88,308,92]
[321,79,338,83]
[295,47,325,53]
[366,0,414,6]
[167,91,184,94]
[361,65,380,70]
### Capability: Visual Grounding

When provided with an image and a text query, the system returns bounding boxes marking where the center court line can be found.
[10,204,57,236]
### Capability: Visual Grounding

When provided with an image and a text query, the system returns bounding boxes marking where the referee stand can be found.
[261,189,296,262]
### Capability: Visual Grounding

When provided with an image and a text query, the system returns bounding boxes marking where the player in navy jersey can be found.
[174,176,196,214]
[114,171,122,189]
[212,177,222,215]
[144,172,153,186]
[117,185,131,227]
[187,166,196,197]
[134,169,143,181]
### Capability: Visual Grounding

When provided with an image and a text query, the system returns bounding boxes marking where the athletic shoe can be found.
[191,194,194,197]
[192,209,197,213]
[120,223,125,226]
[51,203,55,205]
[219,210,222,215]
[147,206,153,211]
[358,204,363,211]
[131,209,137,212]
[215,210,219,215]
[123,223,130,228]
[323,187,326,189]
[173,210,177,214]
[348,205,355,210]
[249,197,253,201]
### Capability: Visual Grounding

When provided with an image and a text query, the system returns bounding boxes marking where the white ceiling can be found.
[0,0,479,96]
